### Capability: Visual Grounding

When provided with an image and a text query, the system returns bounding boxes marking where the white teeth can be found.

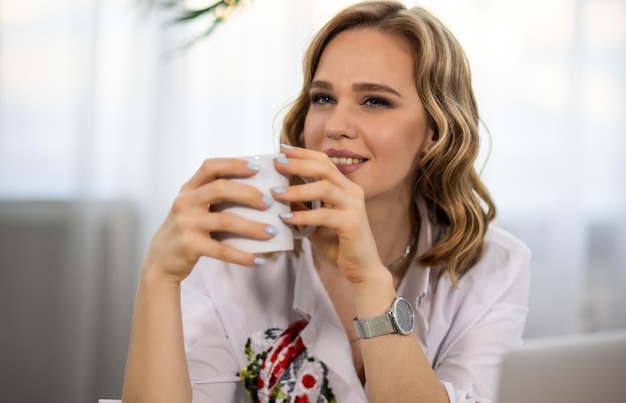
[330,157,365,165]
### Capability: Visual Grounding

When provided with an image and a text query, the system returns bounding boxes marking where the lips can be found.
[325,148,368,174]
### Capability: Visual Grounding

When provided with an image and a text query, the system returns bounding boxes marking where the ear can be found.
[422,126,437,153]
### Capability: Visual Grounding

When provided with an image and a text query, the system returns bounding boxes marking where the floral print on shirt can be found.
[239,320,337,403]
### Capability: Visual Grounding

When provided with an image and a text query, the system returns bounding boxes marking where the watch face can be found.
[393,297,415,335]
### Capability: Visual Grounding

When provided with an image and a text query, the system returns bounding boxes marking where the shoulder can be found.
[454,224,531,295]
[427,224,531,337]
[483,225,531,267]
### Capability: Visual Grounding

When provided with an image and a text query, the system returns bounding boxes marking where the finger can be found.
[279,206,362,235]
[277,145,344,181]
[280,144,331,162]
[197,179,274,211]
[173,178,273,214]
[272,178,363,211]
[274,157,352,194]
[191,234,269,267]
[187,211,280,241]
[182,158,260,191]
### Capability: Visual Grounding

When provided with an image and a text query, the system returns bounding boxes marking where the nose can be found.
[324,105,356,140]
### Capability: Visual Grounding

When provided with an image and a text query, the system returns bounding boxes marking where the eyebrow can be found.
[309,80,401,97]
[353,82,401,97]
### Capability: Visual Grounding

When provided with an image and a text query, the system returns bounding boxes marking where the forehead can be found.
[314,27,415,86]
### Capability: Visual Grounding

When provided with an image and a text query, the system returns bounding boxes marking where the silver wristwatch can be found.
[353,296,415,339]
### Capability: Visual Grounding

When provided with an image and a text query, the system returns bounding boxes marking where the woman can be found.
[121,1,530,402]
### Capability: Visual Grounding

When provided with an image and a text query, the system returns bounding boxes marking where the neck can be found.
[365,191,417,272]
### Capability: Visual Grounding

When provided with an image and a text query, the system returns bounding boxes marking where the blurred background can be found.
[0,0,624,402]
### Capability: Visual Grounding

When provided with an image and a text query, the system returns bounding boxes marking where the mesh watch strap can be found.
[353,313,396,339]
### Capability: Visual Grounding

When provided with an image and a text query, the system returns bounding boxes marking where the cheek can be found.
[374,123,425,156]
[303,113,322,148]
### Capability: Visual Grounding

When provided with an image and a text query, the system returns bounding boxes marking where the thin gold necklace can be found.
[385,236,417,271]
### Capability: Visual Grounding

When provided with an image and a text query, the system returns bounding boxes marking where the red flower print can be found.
[301,373,316,389]
[294,395,310,403]
[240,320,337,403]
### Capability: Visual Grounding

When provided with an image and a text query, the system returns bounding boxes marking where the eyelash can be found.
[309,93,393,108]
[310,93,335,105]
[363,96,392,108]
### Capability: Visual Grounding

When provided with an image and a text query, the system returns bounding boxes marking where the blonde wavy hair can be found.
[280,1,496,285]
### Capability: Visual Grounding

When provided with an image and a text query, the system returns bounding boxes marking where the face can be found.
[303,27,433,206]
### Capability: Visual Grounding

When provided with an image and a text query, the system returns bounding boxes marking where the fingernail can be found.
[279,212,293,219]
[247,162,261,171]
[262,195,274,207]
[280,143,294,150]
[272,186,287,194]
[275,155,289,164]
[265,225,279,236]
[254,257,267,266]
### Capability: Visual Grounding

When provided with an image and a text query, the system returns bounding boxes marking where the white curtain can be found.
[1,0,625,401]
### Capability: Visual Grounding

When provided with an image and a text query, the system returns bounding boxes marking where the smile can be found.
[329,157,366,165]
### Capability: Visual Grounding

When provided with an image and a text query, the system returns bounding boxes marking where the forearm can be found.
[122,268,192,403]
[353,271,449,403]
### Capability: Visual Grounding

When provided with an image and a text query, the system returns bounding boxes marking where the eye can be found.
[310,93,335,105]
[363,96,392,108]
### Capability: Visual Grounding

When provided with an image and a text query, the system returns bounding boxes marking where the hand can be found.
[141,158,278,284]
[272,146,385,285]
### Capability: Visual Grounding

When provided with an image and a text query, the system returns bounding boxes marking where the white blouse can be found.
[176,206,531,403]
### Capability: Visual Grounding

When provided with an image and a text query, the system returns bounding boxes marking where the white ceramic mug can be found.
[211,153,320,253]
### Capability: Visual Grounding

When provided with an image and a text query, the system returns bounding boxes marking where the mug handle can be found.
[289,176,321,239]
